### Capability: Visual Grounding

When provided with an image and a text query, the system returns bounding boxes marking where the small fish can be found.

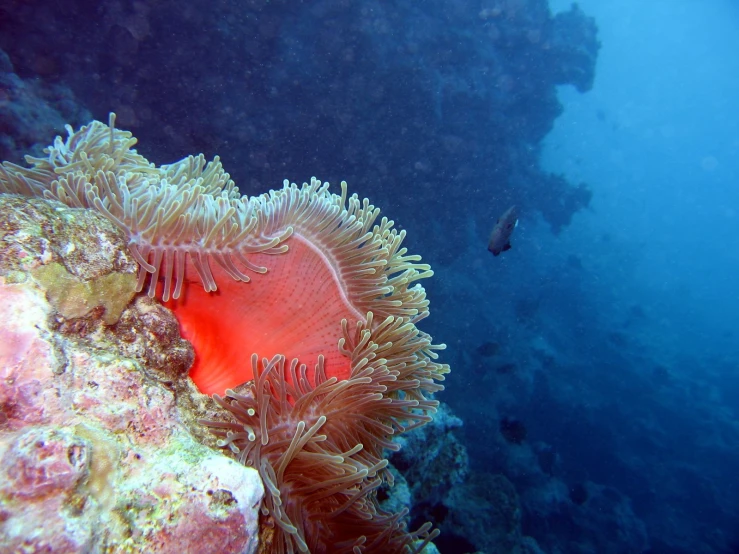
[488,206,518,256]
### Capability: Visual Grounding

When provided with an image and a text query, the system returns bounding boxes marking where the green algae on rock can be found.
[0,194,138,325]
[32,262,137,325]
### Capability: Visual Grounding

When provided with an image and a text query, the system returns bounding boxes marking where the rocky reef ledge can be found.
[0,194,263,553]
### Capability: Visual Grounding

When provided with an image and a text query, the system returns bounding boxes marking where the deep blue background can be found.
[1,1,737,553]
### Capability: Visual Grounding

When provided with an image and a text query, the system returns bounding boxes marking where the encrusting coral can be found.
[0,194,263,553]
[0,115,450,553]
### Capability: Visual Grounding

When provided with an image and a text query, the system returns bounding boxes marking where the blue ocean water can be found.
[1,0,737,553]
[537,3,739,551]
[434,2,739,551]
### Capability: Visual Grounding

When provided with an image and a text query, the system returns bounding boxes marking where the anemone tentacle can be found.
[207,343,445,554]
[0,115,449,553]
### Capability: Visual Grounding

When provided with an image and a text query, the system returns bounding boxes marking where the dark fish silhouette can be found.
[476,341,500,357]
[488,206,518,256]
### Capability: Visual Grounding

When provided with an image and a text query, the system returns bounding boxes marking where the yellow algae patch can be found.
[32,262,137,325]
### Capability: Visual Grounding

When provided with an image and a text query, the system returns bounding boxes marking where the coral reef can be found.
[0,194,262,553]
[390,403,469,510]
[1,116,449,552]
[522,480,648,554]
[445,473,524,554]
[388,403,547,554]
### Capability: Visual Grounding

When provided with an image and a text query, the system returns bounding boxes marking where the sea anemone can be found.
[0,116,450,552]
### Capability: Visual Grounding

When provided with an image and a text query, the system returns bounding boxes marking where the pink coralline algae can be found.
[0,194,263,553]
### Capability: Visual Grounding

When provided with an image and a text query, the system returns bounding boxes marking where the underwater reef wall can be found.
[0,0,598,257]
[0,50,90,164]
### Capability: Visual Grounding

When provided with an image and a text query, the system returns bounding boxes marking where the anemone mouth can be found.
[155,176,435,396]
[170,232,366,396]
